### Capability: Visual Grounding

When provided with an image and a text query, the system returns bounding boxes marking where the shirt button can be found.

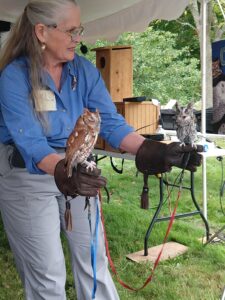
[67,127,71,131]
[62,109,66,112]
[19,128,23,133]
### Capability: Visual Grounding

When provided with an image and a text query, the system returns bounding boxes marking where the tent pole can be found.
[201,0,208,219]
[201,0,207,138]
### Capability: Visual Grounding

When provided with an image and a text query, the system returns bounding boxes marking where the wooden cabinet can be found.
[92,45,133,102]
[95,101,159,151]
[115,101,159,135]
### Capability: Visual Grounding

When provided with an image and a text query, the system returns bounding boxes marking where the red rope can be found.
[99,188,182,291]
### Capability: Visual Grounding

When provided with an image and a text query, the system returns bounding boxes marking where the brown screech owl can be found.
[175,102,197,147]
[65,108,101,177]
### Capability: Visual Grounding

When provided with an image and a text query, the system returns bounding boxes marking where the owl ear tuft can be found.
[187,102,194,110]
[83,108,89,114]
[175,101,180,112]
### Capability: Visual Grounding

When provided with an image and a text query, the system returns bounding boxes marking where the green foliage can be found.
[151,9,200,59]
[116,28,201,105]
[80,26,201,105]
[211,1,225,41]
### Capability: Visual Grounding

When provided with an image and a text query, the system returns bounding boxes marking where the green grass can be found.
[1,143,225,299]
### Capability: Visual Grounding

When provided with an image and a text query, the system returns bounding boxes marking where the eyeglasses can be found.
[48,24,84,41]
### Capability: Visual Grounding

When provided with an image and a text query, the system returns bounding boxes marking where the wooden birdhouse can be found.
[92,45,133,102]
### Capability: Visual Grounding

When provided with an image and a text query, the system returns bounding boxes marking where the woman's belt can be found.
[10,146,66,168]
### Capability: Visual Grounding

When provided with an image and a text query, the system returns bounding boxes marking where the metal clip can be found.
[71,75,77,91]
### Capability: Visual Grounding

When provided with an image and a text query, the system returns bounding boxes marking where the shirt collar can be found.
[65,60,76,77]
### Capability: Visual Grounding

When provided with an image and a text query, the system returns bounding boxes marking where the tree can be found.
[80,0,225,107]
[153,0,225,108]
[80,28,201,105]
[116,28,201,105]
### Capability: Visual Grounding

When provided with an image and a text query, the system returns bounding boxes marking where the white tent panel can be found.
[0,0,26,23]
[82,0,189,42]
[0,0,189,42]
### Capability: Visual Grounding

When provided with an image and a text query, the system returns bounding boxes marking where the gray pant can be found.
[0,144,119,300]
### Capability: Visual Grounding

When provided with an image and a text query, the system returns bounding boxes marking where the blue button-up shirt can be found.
[0,55,134,174]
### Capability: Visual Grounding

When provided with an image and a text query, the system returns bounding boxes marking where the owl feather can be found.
[64,108,101,177]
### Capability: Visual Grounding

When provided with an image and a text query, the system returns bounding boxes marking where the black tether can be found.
[110,157,124,174]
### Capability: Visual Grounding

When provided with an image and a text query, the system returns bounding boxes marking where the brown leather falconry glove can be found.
[54,159,107,198]
[135,139,204,175]
[54,159,107,231]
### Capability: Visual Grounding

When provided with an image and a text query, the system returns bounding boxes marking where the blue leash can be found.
[86,196,99,299]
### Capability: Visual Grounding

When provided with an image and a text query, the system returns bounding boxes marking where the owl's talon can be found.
[180,142,197,149]
[83,160,96,171]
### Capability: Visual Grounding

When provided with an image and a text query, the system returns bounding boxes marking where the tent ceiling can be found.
[0,0,189,42]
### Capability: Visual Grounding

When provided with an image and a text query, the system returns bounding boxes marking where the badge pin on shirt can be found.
[72,76,77,91]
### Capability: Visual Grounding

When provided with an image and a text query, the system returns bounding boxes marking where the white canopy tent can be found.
[0,0,218,219]
[0,0,189,42]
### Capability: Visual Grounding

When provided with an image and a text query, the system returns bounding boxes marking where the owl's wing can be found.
[86,129,98,152]
[176,126,183,142]
[65,126,88,175]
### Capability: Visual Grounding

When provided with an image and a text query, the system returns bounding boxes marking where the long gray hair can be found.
[0,0,78,128]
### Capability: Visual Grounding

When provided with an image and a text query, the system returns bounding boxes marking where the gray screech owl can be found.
[64,108,101,177]
[175,102,197,146]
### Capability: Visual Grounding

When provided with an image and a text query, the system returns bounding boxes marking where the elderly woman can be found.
[0,1,203,299]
